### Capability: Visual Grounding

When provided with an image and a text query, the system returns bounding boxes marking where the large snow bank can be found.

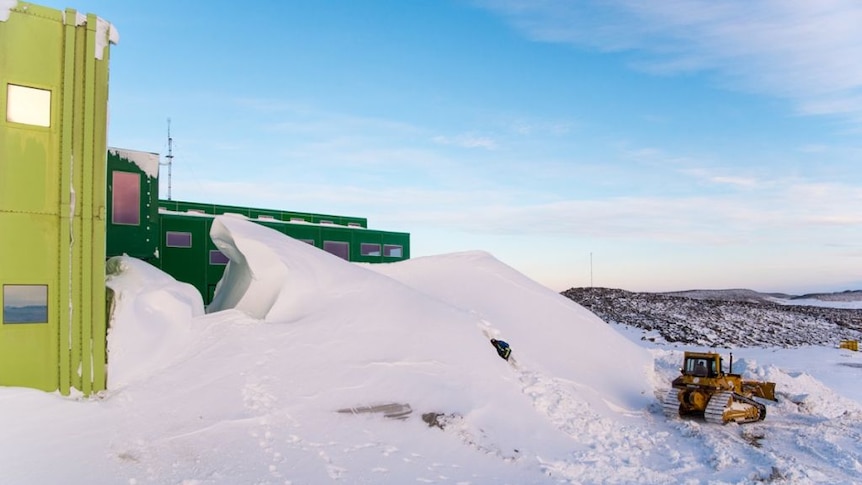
[106,256,204,388]
[366,250,655,413]
[198,215,660,464]
[2,214,862,483]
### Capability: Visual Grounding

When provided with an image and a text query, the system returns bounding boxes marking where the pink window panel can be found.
[112,171,141,225]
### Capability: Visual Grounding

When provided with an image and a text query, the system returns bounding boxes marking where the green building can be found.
[0,2,117,395]
[106,148,411,305]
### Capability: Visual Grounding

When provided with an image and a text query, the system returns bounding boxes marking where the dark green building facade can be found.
[107,148,411,304]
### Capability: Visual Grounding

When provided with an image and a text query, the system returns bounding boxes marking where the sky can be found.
[31,0,862,293]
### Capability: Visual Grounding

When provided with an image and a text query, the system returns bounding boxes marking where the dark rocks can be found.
[562,287,862,348]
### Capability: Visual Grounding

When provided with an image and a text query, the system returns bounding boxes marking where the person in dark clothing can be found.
[490,338,511,361]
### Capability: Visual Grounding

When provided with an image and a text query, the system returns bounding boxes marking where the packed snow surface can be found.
[1,215,861,484]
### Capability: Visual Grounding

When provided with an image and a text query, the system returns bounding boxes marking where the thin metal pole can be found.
[163,118,174,200]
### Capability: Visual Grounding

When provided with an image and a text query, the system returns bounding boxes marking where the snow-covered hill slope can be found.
[562,287,862,348]
[1,216,861,484]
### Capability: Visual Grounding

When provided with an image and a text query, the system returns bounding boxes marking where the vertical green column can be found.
[57,10,78,396]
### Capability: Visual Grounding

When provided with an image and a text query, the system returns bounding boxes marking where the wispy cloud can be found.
[177,172,862,249]
[479,0,862,124]
[432,133,498,150]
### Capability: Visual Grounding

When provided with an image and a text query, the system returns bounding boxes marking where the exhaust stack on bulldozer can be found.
[663,351,777,425]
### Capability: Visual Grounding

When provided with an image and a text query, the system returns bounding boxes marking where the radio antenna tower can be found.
[162,118,174,200]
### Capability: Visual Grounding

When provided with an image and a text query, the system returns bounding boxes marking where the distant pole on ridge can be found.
[590,252,593,288]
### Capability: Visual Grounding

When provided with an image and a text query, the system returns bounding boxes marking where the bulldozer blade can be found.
[743,381,777,402]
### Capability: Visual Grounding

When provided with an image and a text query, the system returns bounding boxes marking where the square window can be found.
[112,171,141,225]
[300,239,315,245]
[6,84,51,127]
[166,231,192,248]
[383,245,403,258]
[3,285,48,324]
[209,250,230,265]
[323,241,349,260]
[360,243,381,256]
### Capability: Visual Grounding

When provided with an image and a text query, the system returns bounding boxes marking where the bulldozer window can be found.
[686,358,710,377]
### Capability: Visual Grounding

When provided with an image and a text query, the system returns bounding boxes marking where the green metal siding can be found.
[159,214,210,300]
[106,148,159,261]
[159,199,368,228]
[157,210,410,305]
[0,3,114,395]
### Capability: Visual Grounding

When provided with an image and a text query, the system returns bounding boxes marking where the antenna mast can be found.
[163,118,174,200]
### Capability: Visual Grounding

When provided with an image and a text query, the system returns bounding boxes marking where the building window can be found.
[6,84,51,127]
[209,250,229,265]
[323,241,349,260]
[112,171,141,225]
[300,239,315,246]
[166,231,192,248]
[348,222,362,228]
[360,243,381,256]
[384,245,403,257]
[290,217,306,223]
[320,220,334,225]
[3,285,48,324]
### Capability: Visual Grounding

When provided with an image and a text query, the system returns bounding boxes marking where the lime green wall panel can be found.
[0,2,115,395]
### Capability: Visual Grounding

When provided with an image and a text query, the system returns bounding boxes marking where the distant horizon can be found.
[32,0,862,294]
[563,285,862,296]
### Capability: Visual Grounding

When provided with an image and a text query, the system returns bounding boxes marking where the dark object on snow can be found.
[490,339,511,361]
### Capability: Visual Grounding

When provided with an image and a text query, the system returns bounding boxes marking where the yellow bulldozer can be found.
[663,351,777,424]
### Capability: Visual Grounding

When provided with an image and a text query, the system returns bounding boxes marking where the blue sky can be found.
[37,0,862,293]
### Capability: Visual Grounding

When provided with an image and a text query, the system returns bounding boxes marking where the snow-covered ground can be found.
[1,214,860,484]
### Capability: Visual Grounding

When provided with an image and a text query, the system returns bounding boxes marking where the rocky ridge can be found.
[562,287,862,348]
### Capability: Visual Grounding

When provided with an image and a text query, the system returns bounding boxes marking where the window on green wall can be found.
[3,285,48,324]
[166,231,192,248]
[6,84,51,127]
[361,243,381,256]
[300,239,315,245]
[323,241,349,260]
[384,245,403,257]
[112,171,141,225]
[209,250,229,265]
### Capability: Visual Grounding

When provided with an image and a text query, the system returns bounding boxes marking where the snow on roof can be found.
[95,16,119,59]
[0,0,16,22]
[110,147,159,178]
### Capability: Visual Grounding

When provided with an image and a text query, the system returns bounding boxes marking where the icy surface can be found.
[1,215,861,483]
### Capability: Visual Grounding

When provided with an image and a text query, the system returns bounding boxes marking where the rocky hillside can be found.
[562,287,862,348]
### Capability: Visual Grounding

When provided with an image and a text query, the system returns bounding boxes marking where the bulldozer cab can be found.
[682,352,721,378]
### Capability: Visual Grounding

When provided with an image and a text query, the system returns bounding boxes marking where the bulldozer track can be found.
[704,391,766,424]
[662,388,681,418]
[704,391,734,424]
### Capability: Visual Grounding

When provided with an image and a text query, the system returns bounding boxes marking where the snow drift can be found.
[106,256,205,388]
[204,216,652,438]
[2,214,860,483]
